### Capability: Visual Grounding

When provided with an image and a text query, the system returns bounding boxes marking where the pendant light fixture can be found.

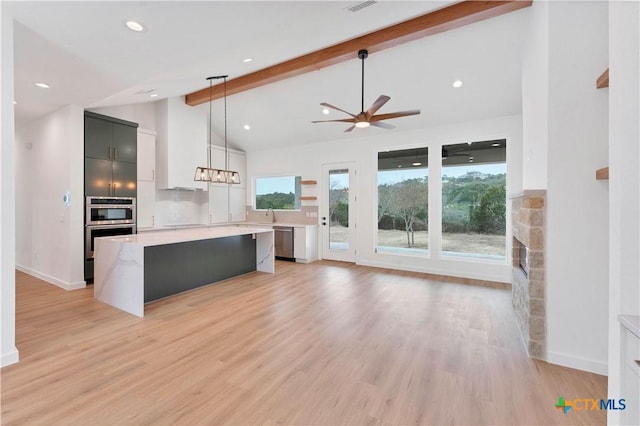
[194,75,241,184]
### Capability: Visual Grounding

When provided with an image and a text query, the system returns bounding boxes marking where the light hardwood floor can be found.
[3,261,606,425]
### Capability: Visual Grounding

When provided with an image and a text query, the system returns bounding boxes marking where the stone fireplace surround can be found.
[510,190,546,359]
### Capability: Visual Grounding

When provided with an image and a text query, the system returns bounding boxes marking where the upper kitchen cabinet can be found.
[210,145,247,188]
[84,112,137,163]
[137,128,157,228]
[84,112,138,197]
[155,97,207,190]
[137,128,156,182]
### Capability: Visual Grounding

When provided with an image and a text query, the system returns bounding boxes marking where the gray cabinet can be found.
[84,112,138,197]
[112,124,137,164]
[84,158,137,197]
[84,115,112,160]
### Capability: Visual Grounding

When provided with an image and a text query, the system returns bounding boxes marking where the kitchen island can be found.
[94,226,274,317]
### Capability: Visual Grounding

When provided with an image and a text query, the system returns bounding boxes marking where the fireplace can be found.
[510,190,546,359]
[519,243,528,277]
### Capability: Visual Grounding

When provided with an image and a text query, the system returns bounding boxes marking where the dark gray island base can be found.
[94,227,275,316]
[144,234,257,302]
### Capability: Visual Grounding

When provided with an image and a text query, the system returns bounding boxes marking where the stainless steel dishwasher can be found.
[273,226,295,260]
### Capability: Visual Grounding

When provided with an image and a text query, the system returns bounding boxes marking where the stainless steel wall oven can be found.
[86,196,136,225]
[85,197,136,281]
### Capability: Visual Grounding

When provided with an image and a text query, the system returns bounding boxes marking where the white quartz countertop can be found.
[138,222,317,233]
[619,315,640,339]
[99,226,273,248]
[241,221,318,228]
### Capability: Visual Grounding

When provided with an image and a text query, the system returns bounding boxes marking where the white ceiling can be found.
[7,1,531,152]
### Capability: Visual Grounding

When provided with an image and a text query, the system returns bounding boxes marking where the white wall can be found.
[15,105,85,290]
[544,0,609,375]
[248,114,522,283]
[88,103,156,130]
[521,0,549,190]
[608,1,640,422]
[1,10,18,367]
[521,0,611,375]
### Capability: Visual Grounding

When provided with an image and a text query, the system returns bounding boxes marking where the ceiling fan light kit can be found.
[312,49,420,132]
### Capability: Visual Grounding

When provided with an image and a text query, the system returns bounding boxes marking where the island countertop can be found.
[94,226,274,317]
[100,226,273,247]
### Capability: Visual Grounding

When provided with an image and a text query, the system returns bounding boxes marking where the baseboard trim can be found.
[547,351,608,376]
[356,260,510,289]
[1,347,19,367]
[15,265,86,291]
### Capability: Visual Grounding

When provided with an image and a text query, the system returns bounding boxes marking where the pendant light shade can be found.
[193,75,240,184]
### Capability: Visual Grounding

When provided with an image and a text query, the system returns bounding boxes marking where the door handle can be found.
[108,183,112,196]
[108,146,112,160]
[114,147,117,160]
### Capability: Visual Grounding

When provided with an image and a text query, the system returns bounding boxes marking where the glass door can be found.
[321,162,356,262]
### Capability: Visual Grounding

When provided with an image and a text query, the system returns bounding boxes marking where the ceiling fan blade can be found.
[370,110,421,121]
[344,125,356,132]
[320,102,356,118]
[370,121,395,130]
[366,95,391,118]
[311,118,356,123]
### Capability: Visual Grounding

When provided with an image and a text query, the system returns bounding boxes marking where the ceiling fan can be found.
[312,49,420,132]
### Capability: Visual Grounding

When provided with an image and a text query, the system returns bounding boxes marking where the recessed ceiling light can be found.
[492,143,501,147]
[242,58,253,63]
[243,124,251,130]
[125,20,144,32]
[322,108,330,115]
[397,165,402,168]
[13,101,17,105]
[412,162,422,166]
[149,93,158,98]
[453,80,463,88]
[35,82,50,89]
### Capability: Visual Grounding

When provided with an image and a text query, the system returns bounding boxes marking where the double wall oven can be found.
[85,196,136,281]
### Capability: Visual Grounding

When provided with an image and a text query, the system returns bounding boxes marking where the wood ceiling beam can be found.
[185,0,532,106]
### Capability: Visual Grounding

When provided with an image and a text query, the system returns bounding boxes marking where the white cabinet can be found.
[209,186,246,223]
[208,146,246,223]
[229,187,246,222]
[155,97,207,190]
[136,128,156,228]
[209,186,229,224]
[620,327,640,425]
[137,181,156,228]
[137,129,156,182]
[294,225,318,263]
[210,145,246,188]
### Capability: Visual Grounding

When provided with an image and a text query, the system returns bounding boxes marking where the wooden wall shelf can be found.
[596,167,609,180]
[596,68,609,89]
[300,196,317,201]
[300,180,317,185]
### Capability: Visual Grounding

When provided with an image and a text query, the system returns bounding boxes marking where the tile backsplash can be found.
[155,189,208,226]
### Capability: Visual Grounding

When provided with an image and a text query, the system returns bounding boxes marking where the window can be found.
[377,147,429,254]
[441,140,506,259]
[255,176,301,210]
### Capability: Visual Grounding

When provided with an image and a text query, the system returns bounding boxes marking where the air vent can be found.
[134,88,155,95]
[345,0,377,13]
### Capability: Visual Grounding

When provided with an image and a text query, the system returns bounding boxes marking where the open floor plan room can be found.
[3,262,605,425]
